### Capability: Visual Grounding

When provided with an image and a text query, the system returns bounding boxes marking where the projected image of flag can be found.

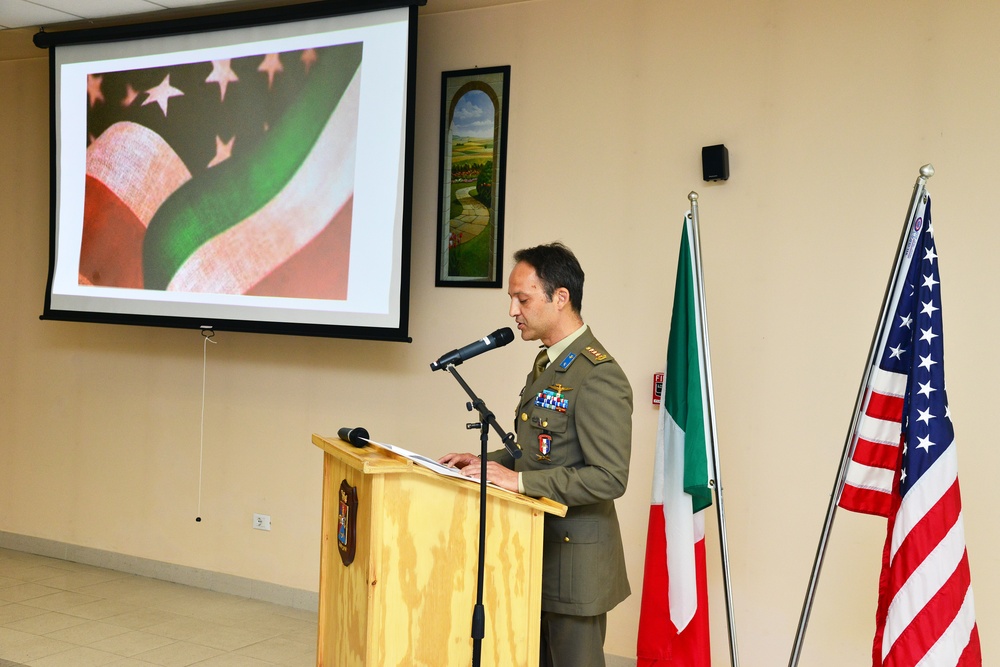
[80,42,362,299]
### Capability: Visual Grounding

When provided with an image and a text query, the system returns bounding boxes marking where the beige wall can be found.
[3,1,999,663]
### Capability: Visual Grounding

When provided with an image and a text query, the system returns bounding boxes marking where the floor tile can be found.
[235,636,314,664]
[21,591,103,612]
[45,620,136,645]
[89,630,177,658]
[178,654,274,667]
[63,599,141,622]
[2,612,87,635]
[102,609,186,632]
[8,566,72,583]
[23,645,122,667]
[0,631,75,663]
[0,584,63,604]
[131,640,223,667]
[0,551,317,667]
[186,623,275,652]
[139,617,209,642]
[0,603,48,625]
[34,571,127,592]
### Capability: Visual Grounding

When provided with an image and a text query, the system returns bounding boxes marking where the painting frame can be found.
[435,65,510,288]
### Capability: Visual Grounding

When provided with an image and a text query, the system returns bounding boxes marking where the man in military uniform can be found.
[440,242,633,667]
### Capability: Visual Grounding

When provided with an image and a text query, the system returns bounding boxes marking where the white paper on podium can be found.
[365,439,481,483]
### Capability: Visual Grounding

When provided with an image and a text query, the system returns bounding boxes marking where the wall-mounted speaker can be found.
[702,144,729,182]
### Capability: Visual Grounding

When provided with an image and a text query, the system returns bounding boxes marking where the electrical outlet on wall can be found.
[253,513,271,531]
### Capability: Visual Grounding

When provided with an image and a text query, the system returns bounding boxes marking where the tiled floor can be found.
[0,548,317,667]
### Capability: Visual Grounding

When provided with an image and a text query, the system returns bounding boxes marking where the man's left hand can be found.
[460,460,519,492]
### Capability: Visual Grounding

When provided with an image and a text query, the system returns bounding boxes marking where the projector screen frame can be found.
[37,0,422,342]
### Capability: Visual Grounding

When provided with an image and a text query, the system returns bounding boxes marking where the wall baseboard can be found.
[0,531,319,612]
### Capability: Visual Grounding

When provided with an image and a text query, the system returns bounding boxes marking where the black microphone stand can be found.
[443,363,520,667]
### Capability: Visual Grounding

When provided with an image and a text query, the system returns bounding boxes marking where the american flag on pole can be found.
[839,195,981,666]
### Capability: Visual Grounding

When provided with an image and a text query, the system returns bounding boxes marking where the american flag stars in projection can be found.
[86,49,327,175]
[205,59,239,101]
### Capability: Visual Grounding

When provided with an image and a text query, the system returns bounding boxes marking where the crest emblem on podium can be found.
[338,480,359,566]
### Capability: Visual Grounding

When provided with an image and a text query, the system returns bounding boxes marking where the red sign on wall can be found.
[652,372,664,405]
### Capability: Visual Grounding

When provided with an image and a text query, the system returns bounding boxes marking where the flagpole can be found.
[787,164,934,667]
[688,191,740,667]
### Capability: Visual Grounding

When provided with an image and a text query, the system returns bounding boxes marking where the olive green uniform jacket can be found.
[488,327,633,617]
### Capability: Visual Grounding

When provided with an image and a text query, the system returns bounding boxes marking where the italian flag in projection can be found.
[80,41,362,298]
[143,43,361,295]
[637,217,713,666]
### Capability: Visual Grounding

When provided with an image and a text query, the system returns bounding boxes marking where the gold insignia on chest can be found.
[548,383,573,394]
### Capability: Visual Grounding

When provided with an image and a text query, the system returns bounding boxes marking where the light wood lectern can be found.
[312,433,566,667]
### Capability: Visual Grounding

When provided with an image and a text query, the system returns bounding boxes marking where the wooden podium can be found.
[313,433,566,667]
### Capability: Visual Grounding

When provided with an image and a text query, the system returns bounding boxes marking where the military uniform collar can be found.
[540,323,588,367]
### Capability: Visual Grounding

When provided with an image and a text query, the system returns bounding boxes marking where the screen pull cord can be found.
[196,326,217,523]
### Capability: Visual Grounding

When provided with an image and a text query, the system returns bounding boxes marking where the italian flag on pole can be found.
[637,216,714,666]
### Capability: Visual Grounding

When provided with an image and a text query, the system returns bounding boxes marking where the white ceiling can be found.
[0,0,214,29]
[0,0,508,30]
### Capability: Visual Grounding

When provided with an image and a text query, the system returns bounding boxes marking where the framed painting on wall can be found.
[435,66,510,287]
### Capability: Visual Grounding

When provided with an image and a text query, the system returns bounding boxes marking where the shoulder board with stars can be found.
[583,346,613,364]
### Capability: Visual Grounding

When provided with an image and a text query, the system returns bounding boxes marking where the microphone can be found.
[338,426,370,447]
[430,327,515,371]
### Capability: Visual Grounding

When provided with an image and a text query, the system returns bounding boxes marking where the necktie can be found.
[533,348,549,381]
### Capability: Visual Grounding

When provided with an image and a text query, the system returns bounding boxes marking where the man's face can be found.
[507,261,559,344]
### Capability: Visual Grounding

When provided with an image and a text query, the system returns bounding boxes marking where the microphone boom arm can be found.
[445,363,521,460]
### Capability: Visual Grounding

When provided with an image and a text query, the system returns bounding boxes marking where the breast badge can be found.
[536,433,552,461]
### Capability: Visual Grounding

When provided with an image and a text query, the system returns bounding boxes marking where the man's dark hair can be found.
[513,242,584,313]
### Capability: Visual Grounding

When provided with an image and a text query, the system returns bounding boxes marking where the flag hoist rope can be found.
[787,164,935,667]
[689,191,741,667]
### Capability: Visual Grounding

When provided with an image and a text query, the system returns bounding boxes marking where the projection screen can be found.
[38,1,419,341]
